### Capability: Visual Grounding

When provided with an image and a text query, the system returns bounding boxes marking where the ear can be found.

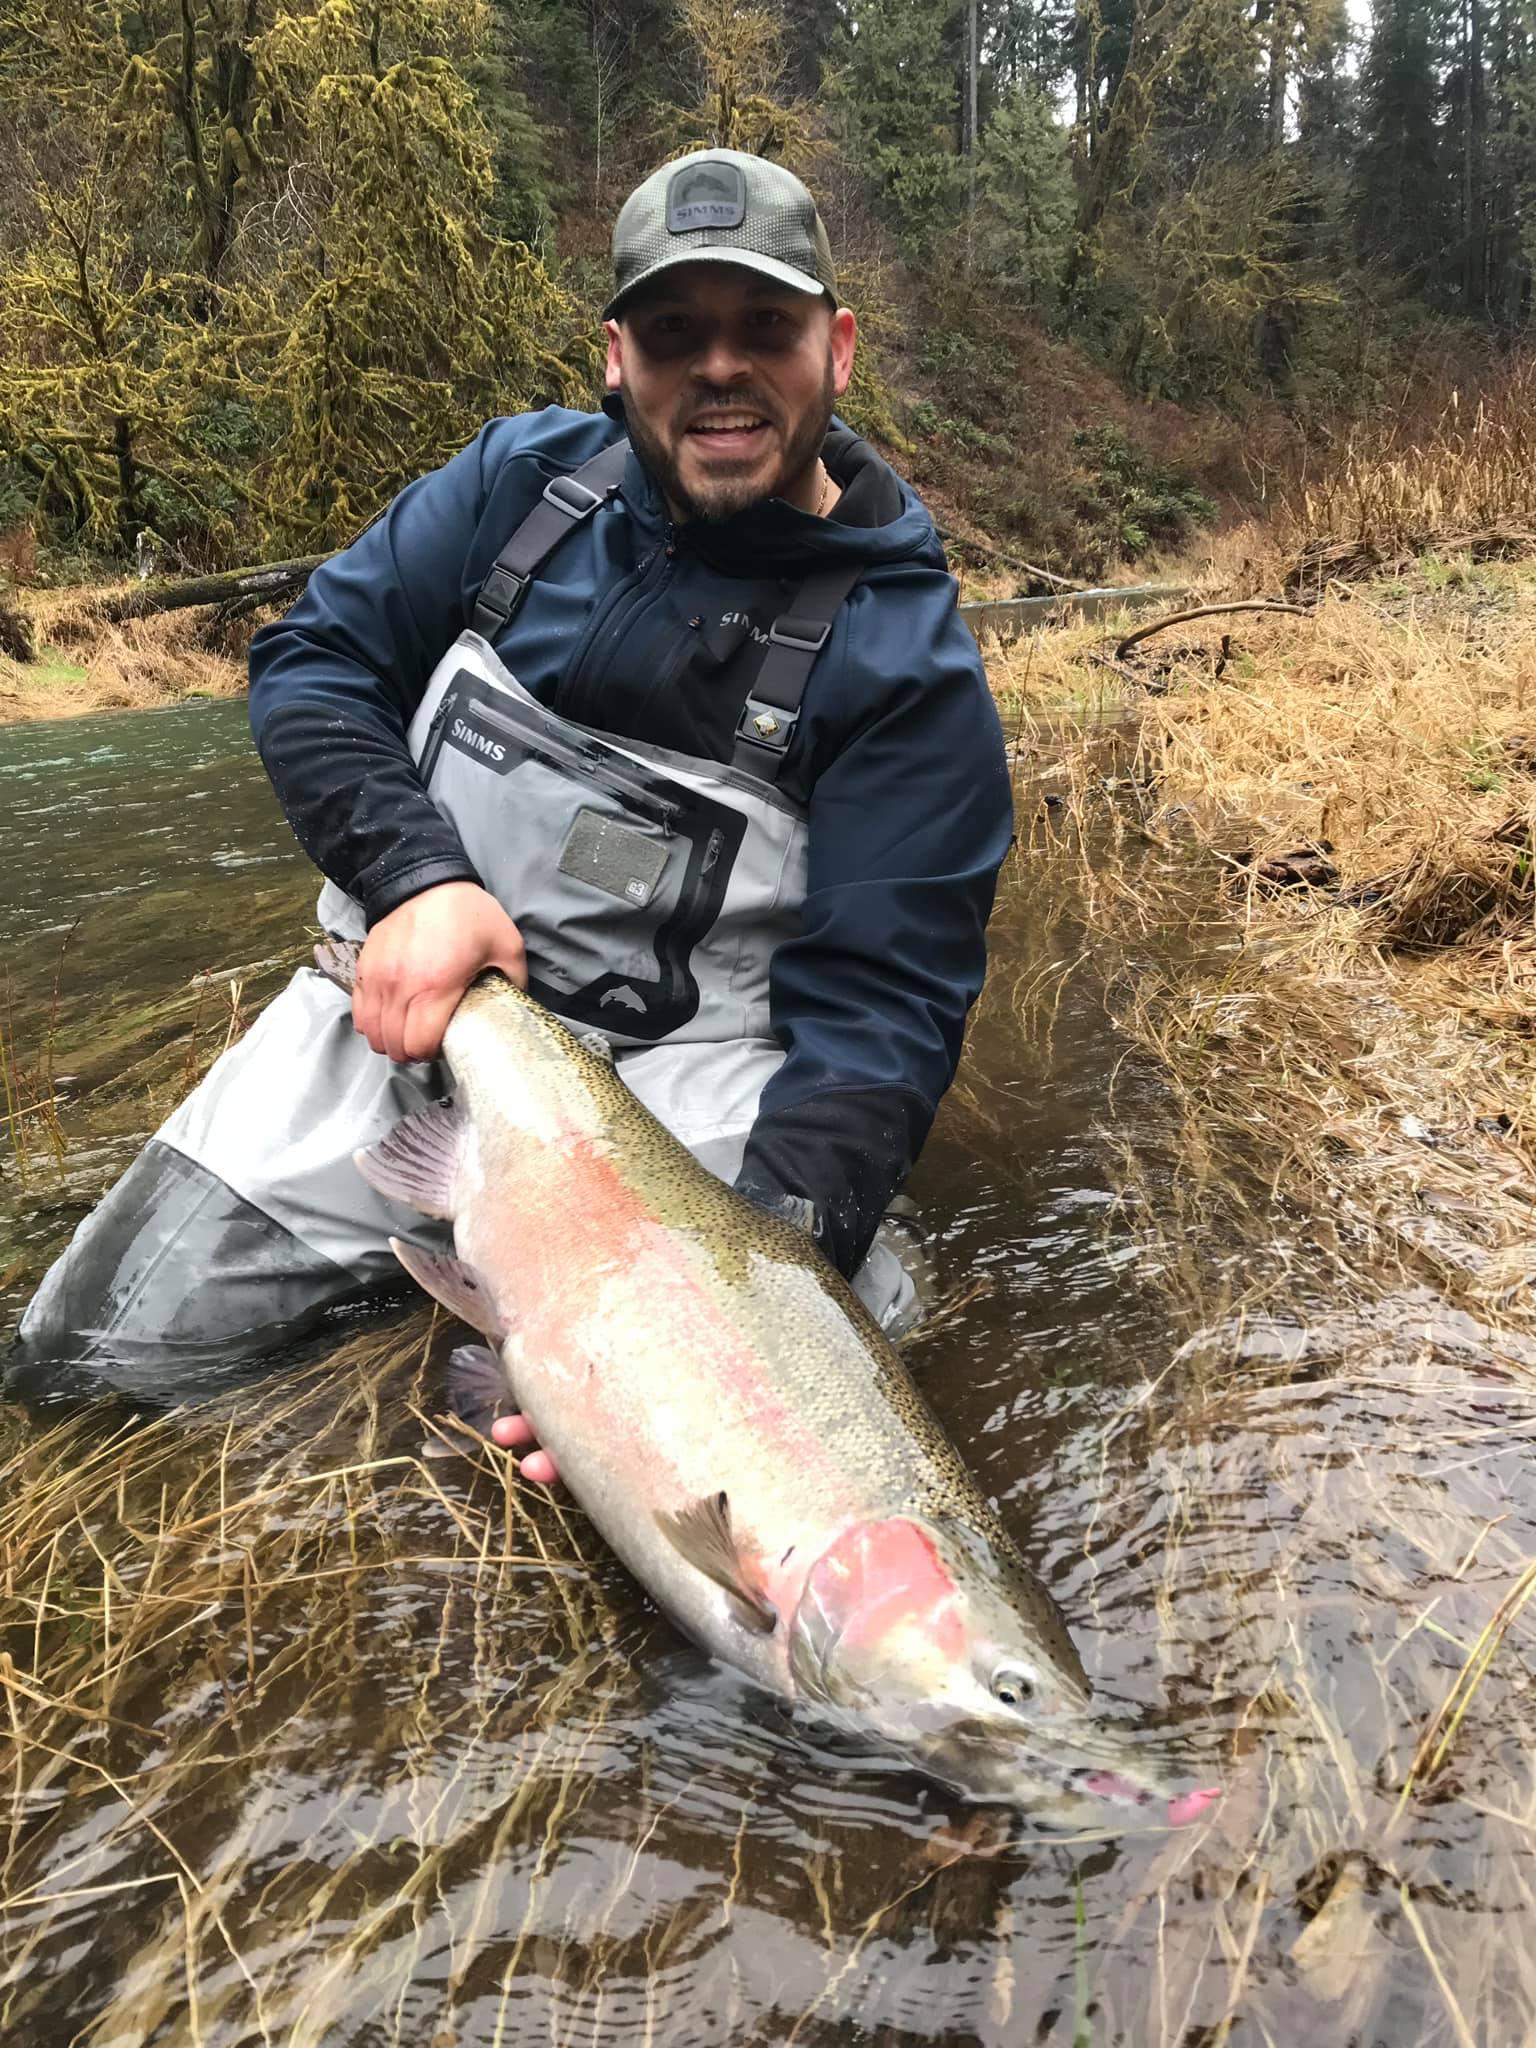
[604,319,624,393]
[829,307,857,399]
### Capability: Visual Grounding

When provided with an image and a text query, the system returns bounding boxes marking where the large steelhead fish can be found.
[322,947,1214,1828]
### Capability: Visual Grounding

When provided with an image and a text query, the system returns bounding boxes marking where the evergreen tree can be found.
[836,0,961,253]
[975,85,1074,305]
[1353,0,1453,292]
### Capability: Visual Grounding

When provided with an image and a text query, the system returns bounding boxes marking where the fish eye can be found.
[991,1667,1036,1709]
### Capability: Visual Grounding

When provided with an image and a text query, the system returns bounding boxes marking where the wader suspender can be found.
[470,437,864,786]
[471,438,630,641]
[728,558,863,781]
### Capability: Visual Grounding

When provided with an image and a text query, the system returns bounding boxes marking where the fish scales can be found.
[334,951,1214,1826]
[445,982,1070,1666]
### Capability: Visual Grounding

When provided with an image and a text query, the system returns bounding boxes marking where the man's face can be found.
[605,264,857,523]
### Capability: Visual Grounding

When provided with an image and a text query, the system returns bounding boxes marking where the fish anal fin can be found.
[656,1491,777,1636]
[390,1236,506,1342]
[356,1102,466,1219]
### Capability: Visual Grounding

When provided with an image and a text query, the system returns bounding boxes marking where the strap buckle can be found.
[475,562,530,629]
[736,694,799,753]
[543,471,607,519]
[767,614,833,655]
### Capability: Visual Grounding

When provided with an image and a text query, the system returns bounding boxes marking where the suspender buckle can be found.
[736,695,799,753]
[767,614,833,655]
[476,563,531,632]
[543,471,608,518]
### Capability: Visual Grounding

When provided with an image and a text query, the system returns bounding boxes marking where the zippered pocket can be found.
[417,663,747,1045]
[423,678,681,830]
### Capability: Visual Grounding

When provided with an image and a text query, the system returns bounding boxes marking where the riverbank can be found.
[0,587,249,722]
[991,541,1536,1356]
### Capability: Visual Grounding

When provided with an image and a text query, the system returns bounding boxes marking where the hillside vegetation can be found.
[4,0,1536,596]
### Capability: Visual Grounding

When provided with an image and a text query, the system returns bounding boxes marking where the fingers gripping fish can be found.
[315,941,1218,1829]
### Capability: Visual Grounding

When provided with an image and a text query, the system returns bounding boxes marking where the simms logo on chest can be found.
[447,716,507,764]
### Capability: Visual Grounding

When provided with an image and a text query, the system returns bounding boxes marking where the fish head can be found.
[788,1516,1201,1826]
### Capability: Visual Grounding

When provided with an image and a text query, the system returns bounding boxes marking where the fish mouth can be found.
[918,1726,1216,1828]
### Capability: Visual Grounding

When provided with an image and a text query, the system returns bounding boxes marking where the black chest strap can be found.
[471,437,630,640]
[730,559,865,783]
[471,434,864,787]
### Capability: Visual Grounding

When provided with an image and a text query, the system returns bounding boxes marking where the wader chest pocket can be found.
[418,667,747,1045]
[559,810,669,907]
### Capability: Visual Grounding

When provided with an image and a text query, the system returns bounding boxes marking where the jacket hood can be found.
[600,395,944,576]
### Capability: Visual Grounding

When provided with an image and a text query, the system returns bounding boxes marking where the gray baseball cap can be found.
[603,149,838,320]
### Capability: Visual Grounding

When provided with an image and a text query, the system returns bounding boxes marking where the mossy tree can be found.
[0,0,593,562]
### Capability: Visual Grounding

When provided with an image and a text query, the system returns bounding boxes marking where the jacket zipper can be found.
[559,520,678,721]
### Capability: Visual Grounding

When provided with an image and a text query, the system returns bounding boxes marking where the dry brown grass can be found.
[991,558,1536,1340]
[0,587,250,724]
[1281,354,1536,592]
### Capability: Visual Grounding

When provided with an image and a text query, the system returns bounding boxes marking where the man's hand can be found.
[490,1412,559,1486]
[353,881,527,1062]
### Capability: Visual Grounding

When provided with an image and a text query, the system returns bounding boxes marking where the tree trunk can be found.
[1463,0,1487,312]
[98,556,331,624]
[965,0,979,272]
[1266,2,1289,151]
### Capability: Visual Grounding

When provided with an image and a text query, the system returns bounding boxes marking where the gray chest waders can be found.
[12,447,920,1405]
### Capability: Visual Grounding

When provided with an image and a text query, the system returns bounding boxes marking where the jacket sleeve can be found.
[248,425,506,924]
[734,587,1013,1278]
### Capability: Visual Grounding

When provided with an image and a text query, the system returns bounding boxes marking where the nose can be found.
[692,325,752,386]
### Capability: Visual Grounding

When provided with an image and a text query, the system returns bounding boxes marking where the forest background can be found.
[0,0,1528,590]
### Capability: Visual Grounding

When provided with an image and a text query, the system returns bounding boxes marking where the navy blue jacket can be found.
[248,405,1012,1277]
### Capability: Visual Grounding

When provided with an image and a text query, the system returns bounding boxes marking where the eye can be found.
[991,1668,1036,1709]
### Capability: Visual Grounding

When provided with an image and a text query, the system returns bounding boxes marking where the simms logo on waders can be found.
[667,162,746,233]
[448,716,507,764]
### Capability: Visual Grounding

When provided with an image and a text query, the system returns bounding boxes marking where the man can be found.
[8,150,1013,1468]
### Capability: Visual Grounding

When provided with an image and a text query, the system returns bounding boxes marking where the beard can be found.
[620,362,836,525]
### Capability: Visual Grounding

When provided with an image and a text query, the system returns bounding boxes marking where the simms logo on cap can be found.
[667,161,746,234]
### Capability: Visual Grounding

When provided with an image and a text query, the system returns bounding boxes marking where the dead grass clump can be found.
[1282,354,1536,591]
[985,564,1536,1333]
[84,617,245,711]
[0,588,249,723]
[1353,804,1536,951]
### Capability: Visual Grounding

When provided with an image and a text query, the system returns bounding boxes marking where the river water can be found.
[2,701,1535,2046]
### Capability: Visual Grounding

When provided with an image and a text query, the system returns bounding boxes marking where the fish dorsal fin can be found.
[355,1101,466,1219]
[656,1492,777,1636]
[389,1236,506,1342]
[576,1028,615,1064]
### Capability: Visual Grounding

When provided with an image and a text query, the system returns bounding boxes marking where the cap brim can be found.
[602,248,830,321]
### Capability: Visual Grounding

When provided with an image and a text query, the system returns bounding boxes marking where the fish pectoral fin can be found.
[313,938,362,992]
[355,1101,467,1219]
[656,1492,778,1636]
[446,1342,512,1434]
[389,1237,506,1342]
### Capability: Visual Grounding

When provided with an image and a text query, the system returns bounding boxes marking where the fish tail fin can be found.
[314,937,363,993]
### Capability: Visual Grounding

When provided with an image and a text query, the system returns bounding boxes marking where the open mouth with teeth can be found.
[683,412,773,456]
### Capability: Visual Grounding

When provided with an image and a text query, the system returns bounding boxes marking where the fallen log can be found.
[934,525,1077,591]
[97,555,331,624]
[1114,599,1313,660]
